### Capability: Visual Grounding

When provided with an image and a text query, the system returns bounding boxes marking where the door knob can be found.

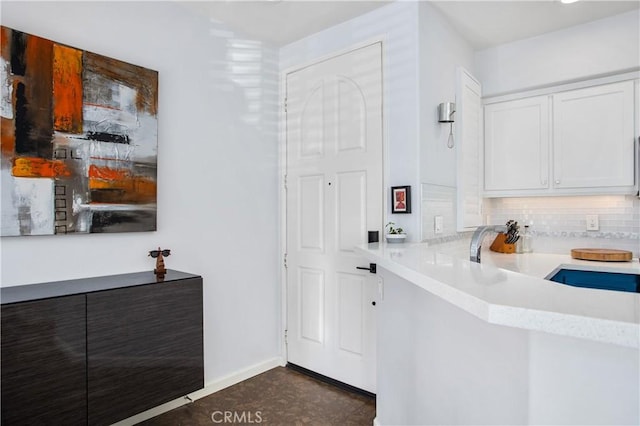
[356,263,377,274]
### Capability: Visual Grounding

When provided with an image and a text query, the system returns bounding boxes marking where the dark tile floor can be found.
[140,366,376,425]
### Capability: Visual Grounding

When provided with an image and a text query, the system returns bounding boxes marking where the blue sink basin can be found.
[548,268,640,293]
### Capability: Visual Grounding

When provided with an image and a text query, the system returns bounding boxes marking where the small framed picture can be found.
[391,186,411,214]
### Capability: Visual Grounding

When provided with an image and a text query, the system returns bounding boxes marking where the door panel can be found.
[337,77,366,152]
[299,267,325,344]
[299,174,325,251]
[338,273,365,355]
[337,171,366,253]
[301,83,325,158]
[286,42,382,392]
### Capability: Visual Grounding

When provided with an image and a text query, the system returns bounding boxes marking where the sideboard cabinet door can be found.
[1,295,87,425]
[86,277,203,425]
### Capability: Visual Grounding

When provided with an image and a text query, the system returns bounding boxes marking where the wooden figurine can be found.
[149,247,171,280]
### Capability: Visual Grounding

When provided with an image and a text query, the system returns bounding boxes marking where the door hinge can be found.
[284,97,288,113]
[284,253,288,269]
[284,329,288,345]
[284,174,288,190]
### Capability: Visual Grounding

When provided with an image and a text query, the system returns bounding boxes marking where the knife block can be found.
[489,233,516,254]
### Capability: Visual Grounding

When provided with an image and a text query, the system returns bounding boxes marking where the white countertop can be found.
[356,240,640,348]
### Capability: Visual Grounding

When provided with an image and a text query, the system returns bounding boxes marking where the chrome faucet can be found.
[470,225,508,263]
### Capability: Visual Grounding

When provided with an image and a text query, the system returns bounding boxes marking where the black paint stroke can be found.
[10,30,26,76]
[13,82,32,154]
[90,210,156,233]
[85,132,130,144]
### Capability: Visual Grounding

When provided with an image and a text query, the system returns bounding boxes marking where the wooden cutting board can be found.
[571,248,633,262]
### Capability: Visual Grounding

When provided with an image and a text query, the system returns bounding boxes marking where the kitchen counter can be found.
[356,240,640,348]
[364,240,640,425]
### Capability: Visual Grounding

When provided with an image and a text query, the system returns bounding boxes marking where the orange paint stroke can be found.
[88,164,156,203]
[88,164,131,181]
[12,157,72,178]
[52,44,83,133]
[89,176,156,203]
[1,116,15,156]
[1,26,11,62]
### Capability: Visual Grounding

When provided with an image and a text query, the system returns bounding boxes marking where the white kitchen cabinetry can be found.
[553,81,635,190]
[456,67,483,231]
[484,80,637,197]
[484,95,550,192]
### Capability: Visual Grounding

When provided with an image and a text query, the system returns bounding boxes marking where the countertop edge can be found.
[356,245,640,349]
[369,254,492,323]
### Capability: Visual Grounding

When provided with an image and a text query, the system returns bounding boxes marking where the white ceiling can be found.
[431,1,640,50]
[183,0,640,49]
[182,1,392,46]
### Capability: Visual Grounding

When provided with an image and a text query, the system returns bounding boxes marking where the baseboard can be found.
[373,416,380,426]
[112,356,285,426]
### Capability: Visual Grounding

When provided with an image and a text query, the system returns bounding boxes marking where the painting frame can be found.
[391,186,411,214]
[1,26,159,236]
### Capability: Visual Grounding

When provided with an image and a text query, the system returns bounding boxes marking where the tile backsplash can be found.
[421,187,640,256]
[485,195,639,235]
[485,195,639,256]
[421,184,457,241]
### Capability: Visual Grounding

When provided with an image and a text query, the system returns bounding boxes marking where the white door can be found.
[285,42,383,393]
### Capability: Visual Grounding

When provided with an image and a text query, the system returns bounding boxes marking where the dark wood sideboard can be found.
[1,270,204,425]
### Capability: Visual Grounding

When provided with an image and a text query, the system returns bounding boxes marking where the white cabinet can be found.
[484,95,550,192]
[553,81,635,190]
[484,80,637,197]
[456,67,483,231]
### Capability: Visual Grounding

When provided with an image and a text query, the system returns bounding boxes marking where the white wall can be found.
[280,1,421,240]
[0,1,281,385]
[417,2,475,242]
[476,10,640,97]
[418,1,475,188]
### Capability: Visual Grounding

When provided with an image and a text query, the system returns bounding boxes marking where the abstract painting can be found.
[1,27,158,236]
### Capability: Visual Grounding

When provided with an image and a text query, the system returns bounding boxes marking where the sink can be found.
[547,268,640,293]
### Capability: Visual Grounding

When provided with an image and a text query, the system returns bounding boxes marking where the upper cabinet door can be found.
[484,96,550,192]
[553,81,635,190]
